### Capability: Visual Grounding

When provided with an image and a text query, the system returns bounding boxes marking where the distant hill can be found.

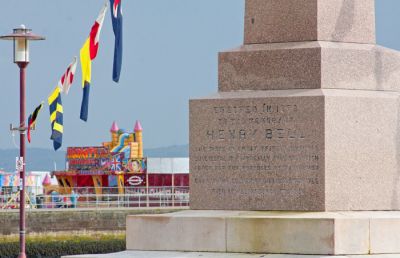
[0,148,66,172]
[0,144,189,172]
[144,144,189,158]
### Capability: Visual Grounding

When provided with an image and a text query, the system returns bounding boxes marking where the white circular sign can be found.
[127,175,143,186]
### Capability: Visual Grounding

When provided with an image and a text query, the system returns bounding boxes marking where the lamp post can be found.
[0,25,45,258]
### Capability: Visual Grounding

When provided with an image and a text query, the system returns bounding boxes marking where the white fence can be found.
[0,186,189,210]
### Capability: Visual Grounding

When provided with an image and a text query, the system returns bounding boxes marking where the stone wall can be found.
[0,208,182,235]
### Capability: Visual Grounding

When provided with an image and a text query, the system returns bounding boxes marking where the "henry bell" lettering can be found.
[206,128,305,141]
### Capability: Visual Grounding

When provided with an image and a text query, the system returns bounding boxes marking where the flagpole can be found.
[17,61,28,258]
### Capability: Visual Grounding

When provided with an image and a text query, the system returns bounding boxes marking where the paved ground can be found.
[63,251,400,258]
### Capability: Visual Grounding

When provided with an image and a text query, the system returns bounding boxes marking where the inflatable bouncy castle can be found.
[51,121,147,195]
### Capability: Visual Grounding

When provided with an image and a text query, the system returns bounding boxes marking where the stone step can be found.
[126,210,400,255]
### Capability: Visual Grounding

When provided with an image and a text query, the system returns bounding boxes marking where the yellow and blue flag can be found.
[110,0,123,82]
[80,2,108,122]
[80,38,92,122]
[48,87,63,151]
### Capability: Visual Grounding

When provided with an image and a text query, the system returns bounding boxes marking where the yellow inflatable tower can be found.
[110,121,119,149]
[134,120,143,158]
[102,121,144,158]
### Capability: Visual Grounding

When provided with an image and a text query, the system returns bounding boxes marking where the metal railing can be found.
[0,186,190,210]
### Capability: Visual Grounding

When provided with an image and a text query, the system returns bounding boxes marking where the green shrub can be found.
[0,233,125,258]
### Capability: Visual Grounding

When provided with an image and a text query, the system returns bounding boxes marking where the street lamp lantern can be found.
[0,25,45,63]
[0,25,45,258]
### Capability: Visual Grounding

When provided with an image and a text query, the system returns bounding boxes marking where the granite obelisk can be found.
[127,1,400,255]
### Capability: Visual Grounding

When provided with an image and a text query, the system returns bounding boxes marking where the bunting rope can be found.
[27,0,123,151]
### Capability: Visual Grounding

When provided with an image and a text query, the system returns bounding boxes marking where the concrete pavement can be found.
[63,251,400,258]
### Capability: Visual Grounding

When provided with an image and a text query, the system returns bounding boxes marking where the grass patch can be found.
[0,232,125,258]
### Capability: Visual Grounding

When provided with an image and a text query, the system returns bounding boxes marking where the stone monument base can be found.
[126,210,400,256]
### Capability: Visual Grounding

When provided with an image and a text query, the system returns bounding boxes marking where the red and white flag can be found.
[58,56,78,94]
[89,2,108,60]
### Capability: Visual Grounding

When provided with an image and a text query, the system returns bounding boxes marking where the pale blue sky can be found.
[0,0,398,151]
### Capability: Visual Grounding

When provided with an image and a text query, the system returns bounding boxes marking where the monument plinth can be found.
[127,0,400,256]
[190,0,400,211]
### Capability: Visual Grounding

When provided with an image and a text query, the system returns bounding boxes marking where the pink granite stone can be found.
[218,42,400,92]
[189,0,400,212]
[127,2,400,257]
[219,42,322,91]
[190,90,325,211]
[244,0,375,44]
[190,89,400,211]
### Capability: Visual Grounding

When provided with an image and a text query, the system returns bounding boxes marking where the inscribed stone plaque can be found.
[190,94,325,211]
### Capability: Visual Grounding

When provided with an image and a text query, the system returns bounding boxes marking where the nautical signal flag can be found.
[59,57,78,95]
[80,38,91,122]
[90,2,108,60]
[48,87,63,151]
[27,102,44,143]
[110,0,123,82]
[80,2,108,122]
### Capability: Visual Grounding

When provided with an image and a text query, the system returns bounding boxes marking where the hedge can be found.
[0,233,125,258]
